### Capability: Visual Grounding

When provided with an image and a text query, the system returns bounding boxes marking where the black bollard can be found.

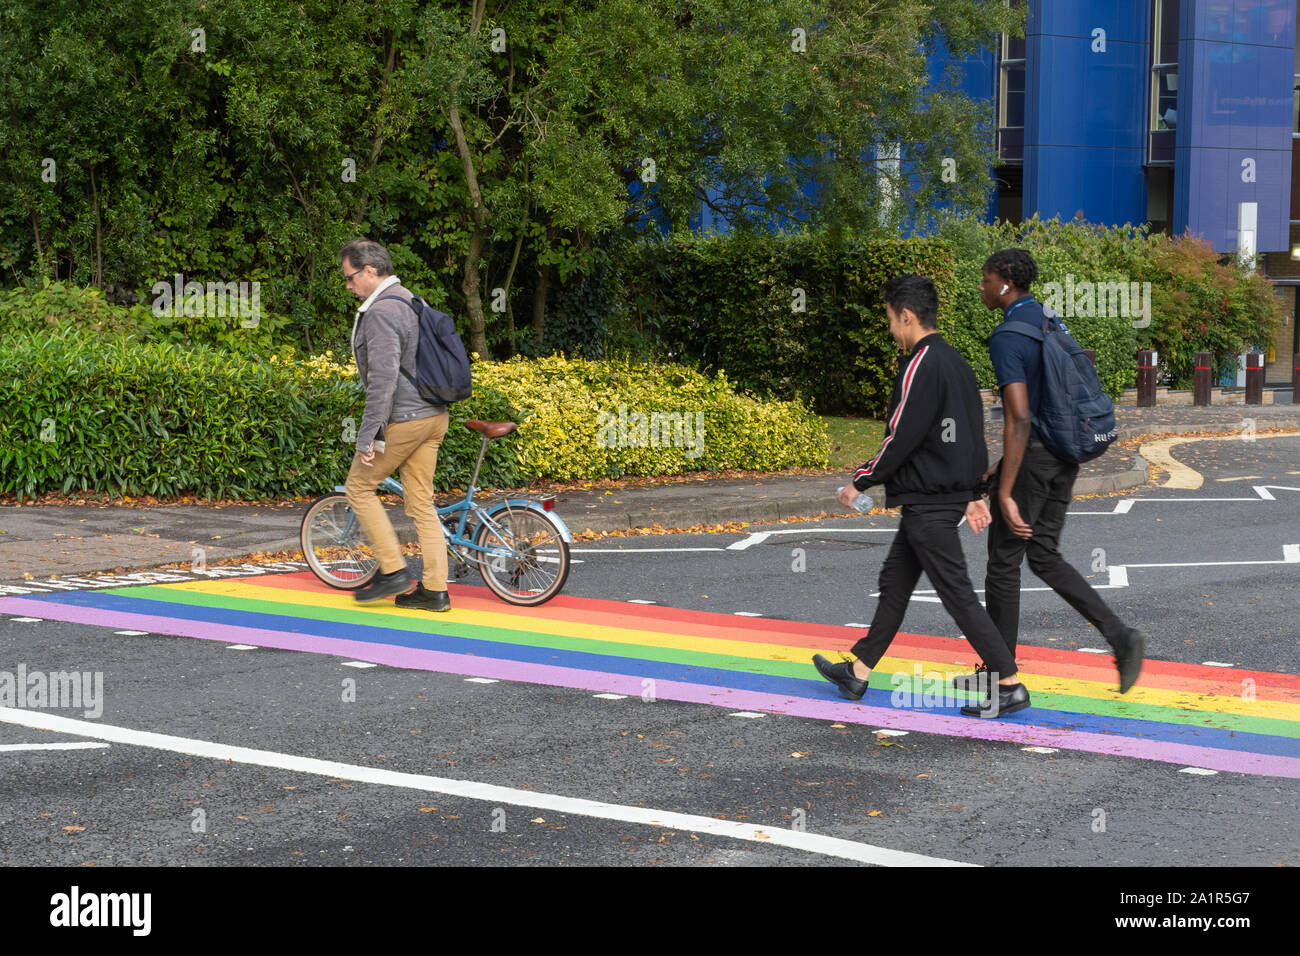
[1137,349,1157,407]
[1194,352,1212,406]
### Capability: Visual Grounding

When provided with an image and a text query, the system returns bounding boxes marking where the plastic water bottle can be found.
[838,486,873,513]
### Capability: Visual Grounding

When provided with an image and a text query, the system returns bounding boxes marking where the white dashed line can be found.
[9,617,43,623]
[464,677,499,684]
[733,611,763,617]
[628,600,656,604]
[113,630,149,636]
[873,729,909,737]
[225,644,258,650]
[1077,648,1111,654]
[1022,746,1058,754]
[1179,767,1219,776]
[729,711,766,719]
[341,661,378,669]
[1202,662,1235,668]
[0,742,111,752]
[592,693,627,700]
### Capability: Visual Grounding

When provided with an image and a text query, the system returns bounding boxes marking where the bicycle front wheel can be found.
[473,505,570,606]
[300,493,379,589]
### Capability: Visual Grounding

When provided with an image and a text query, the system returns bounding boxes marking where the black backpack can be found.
[990,314,1117,464]
[376,293,472,404]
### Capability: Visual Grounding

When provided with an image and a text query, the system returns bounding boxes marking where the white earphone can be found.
[1000,284,1009,294]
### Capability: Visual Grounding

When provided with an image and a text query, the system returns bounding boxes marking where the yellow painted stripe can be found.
[145,579,1300,722]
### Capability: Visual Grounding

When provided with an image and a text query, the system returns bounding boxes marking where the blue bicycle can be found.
[299,420,573,606]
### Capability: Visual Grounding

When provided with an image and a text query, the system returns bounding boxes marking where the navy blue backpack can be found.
[377,294,473,404]
[991,315,1117,464]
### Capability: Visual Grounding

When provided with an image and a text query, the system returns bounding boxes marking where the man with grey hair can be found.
[340,238,452,609]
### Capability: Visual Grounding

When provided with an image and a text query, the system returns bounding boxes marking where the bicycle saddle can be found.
[464,419,517,438]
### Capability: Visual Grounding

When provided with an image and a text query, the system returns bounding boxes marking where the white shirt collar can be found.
[351,274,402,350]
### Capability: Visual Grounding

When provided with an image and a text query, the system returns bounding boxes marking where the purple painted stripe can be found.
[8,596,1298,780]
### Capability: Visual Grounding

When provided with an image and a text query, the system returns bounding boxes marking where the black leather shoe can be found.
[951,665,990,690]
[395,583,451,612]
[1114,628,1146,694]
[353,568,412,604]
[812,654,869,701]
[960,682,1031,719]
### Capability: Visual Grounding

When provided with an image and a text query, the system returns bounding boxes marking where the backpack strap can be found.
[369,293,422,387]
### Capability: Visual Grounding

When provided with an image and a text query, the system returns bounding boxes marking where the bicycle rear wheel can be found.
[473,505,570,606]
[300,494,379,589]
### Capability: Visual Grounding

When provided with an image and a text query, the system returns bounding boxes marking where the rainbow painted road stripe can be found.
[4,570,1298,780]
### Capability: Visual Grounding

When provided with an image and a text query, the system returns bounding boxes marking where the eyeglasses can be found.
[343,267,365,283]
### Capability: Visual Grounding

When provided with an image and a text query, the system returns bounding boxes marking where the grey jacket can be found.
[351,282,445,453]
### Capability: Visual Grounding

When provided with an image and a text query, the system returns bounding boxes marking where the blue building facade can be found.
[967,0,1298,382]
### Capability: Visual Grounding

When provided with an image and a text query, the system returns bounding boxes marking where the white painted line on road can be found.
[341,661,378,669]
[1021,746,1057,754]
[1201,662,1235,668]
[0,707,971,867]
[1113,499,1135,514]
[1253,485,1300,500]
[593,693,627,700]
[113,630,149,636]
[628,599,656,604]
[0,742,111,752]
[729,711,766,719]
[734,611,763,617]
[225,644,258,650]
[845,623,870,628]
[1179,767,1219,776]
[728,528,898,552]
[570,547,725,553]
[728,533,769,550]
[874,729,908,737]
[1215,475,1264,482]
[1077,648,1110,654]
[1108,566,1129,588]
[464,677,499,684]
[9,617,43,622]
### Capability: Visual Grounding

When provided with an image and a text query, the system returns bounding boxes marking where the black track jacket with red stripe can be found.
[851,332,988,507]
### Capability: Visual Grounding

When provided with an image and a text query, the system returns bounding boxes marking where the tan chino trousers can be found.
[343,413,450,589]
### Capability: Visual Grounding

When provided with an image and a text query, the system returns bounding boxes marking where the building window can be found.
[997,1,1027,163]
[1149,0,1179,164]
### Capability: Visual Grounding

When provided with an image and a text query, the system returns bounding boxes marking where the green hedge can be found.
[0,332,826,501]
[621,233,960,418]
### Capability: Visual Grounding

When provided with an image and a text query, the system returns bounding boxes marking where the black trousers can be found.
[851,503,1018,680]
[984,440,1126,656]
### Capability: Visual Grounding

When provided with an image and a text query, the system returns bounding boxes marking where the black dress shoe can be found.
[960,682,1031,719]
[951,665,989,690]
[395,583,451,612]
[812,654,869,701]
[1113,628,1146,694]
[353,567,412,604]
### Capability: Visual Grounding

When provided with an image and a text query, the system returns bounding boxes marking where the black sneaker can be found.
[812,654,869,701]
[395,583,451,612]
[1113,628,1146,694]
[353,568,412,604]
[960,682,1031,719]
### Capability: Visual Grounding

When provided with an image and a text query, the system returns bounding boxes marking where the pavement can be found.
[2,401,1299,582]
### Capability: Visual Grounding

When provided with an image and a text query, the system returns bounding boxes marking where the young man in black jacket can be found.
[812,275,1029,718]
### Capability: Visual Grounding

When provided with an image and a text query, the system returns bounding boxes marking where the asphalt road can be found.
[0,435,1296,869]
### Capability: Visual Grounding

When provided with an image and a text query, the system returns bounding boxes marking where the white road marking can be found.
[1021,746,1057,754]
[733,611,763,617]
[628,599,656,604]
[728,528,897,551]
[845,623,871,628]
[1179,767,1219,775]
[225,644,258,650]
[1077,648,1111,654]
[1201,662,1235,668]
[113,630,150,636]
[1214,475,1264,482]
[0,707,970,867]
[570,547,724,553]
[464,677,499,684]
[874,729,908,737]
[341,661,378,669]
[729,711,766,718]
[0,742,111,752]
[593,693,627,700]
[9,617,43,622]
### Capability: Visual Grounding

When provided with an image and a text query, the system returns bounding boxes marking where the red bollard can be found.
[1194,352,1212,406]
[1136,349,1158,407]
[1244,352,1263,405]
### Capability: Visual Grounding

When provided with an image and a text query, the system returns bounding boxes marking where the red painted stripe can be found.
[858,345,929,479]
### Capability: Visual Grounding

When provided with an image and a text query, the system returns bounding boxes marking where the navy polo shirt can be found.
[989,295,1045,441]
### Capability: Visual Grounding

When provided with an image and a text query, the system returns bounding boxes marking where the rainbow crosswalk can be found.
[3,570,1298,779]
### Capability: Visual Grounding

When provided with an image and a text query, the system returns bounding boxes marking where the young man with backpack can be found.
[340,238,454,610]
[968,249,1145,694]
[812,275,1031,719]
